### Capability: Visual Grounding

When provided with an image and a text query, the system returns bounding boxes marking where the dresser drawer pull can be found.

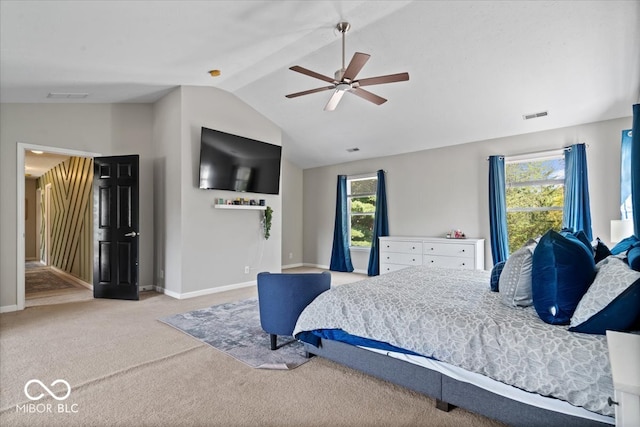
[430,260,434,263]
[461,249,465,252]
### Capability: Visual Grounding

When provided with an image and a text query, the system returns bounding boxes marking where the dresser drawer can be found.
[380,263,410,274]
[423,255,474,269]
[381,252,421,266]
[423,242,475,258]
[380,240,422,254]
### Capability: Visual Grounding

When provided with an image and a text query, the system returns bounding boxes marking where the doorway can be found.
[17,143,101,310]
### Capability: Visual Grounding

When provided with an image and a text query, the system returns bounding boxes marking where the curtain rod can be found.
[486,143,589,161]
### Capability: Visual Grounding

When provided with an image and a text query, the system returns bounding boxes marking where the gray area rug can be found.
[159,298,310,370]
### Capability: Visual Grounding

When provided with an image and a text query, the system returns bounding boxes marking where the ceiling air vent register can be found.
[523,111,548,120]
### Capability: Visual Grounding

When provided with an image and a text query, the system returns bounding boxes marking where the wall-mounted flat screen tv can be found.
[198,126,282,195]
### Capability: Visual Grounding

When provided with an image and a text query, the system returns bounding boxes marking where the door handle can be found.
[124,231,139,237]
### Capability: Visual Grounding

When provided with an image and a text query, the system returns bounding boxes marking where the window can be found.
[347,174,377,248]
[505,153,564,252]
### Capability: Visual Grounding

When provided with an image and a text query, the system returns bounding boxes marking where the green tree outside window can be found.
[506,157,564,252]
[348,176,377,247]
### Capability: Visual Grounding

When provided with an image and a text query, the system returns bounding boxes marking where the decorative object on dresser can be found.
[379,236,485,274]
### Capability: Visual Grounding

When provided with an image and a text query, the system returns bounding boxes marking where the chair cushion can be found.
[257,271,331,336]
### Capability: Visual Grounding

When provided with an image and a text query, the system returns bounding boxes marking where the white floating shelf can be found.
[214,204,266,211]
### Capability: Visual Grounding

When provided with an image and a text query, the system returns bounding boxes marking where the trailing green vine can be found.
[263,206,273,239]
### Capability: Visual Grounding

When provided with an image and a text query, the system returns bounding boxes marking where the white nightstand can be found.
[606,330,640,427]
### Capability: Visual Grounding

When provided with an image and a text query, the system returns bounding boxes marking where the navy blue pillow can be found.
[490,261,506,292]
[569,274,640,335]
[611,235,640,255]
[560,229,594,256]
[628,245,640,272]
[532,230,597,325]
[594,238,611,264]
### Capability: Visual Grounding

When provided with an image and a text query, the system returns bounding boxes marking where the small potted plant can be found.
[263,206,273,239]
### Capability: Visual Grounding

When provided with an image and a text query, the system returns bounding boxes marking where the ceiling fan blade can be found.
[289,65,336,84]
[342,52,371,82]
[324,89,346,111]
[350,88,387,105]
[285,86,335,99]
[356,72,410,87]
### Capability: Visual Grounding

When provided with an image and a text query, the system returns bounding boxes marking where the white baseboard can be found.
[0,304,19,313]
[50,266,93,290]
[302,262,330,270]
[302,263,367,275]
[154,280,256,300]
[281,263,303,270]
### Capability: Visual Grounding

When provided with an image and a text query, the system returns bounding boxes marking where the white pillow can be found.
[499,241,536,307]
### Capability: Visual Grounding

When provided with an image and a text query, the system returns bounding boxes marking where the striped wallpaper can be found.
[37,157,94,283]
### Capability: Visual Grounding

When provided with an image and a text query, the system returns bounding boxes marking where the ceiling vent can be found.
[47,92,89,99]
[523,111,548,120]
[346,147,360,152]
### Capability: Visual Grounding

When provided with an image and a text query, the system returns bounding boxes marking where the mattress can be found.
[293,266,614,417]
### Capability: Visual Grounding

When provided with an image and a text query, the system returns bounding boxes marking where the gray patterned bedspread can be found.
[293,266,613,416]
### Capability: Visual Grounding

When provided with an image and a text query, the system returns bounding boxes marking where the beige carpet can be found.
[0,267,504,427]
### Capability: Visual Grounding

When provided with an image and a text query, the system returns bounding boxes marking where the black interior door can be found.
[93,155,139,300]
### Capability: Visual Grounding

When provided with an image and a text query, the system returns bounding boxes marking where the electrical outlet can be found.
[244,266,250,274]
[289,252,293,259]
[159,270,164,279]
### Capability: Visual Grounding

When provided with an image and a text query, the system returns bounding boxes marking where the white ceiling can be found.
[2,1,639,169]
[24,151,69,178]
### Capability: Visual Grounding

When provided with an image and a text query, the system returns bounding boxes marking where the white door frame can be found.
[17,143,101,311]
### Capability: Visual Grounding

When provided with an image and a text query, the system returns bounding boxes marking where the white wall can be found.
[303,117,630,272]
[0,86,285,310]
[0,103,155,310]
[152,88,183,295]
[152,86,282,297]
[281,156,303,268]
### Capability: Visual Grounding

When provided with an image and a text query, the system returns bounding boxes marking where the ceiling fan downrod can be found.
[336,22,350,80]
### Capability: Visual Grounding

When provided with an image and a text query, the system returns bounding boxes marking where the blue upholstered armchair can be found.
[257,271,331,350]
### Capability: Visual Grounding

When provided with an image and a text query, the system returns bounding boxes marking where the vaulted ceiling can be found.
[2,1,638,169]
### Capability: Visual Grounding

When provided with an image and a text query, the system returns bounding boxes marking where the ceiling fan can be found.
[285,22,409,111]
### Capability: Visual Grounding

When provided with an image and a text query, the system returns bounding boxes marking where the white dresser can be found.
[379,236,485,274]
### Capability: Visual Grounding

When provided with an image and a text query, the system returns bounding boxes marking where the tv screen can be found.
[198,126,282,195]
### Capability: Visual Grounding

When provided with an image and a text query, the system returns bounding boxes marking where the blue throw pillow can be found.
[628,244,640,272]
[531,230,597,325]
[569,256,640,334]
[594,238,611,264]
[610,235,640,255]
[560,229,594,256]
[490,260,506,292]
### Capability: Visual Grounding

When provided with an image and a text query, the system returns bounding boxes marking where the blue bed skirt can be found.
[296,329,425,357]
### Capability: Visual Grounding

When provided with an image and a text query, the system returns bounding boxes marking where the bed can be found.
[292,265,617,427]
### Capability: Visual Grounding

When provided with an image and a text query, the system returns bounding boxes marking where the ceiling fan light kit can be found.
[286,22,409,111]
